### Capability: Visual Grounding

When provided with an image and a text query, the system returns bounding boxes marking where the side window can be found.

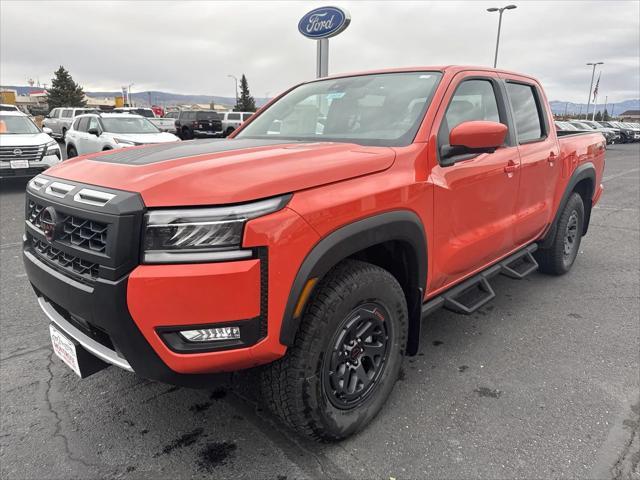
[87,117,100,132]
[506,82,545,143]
[61,109,72,118]
[443,79,500,138]
[242,113,253,121]
[228,113,241,120]
[77,117,90,132]
[50,109,59,118]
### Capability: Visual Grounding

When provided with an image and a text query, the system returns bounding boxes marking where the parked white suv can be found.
[65,113,179,157]
[219,111,254,136]
[0,111,61,178]
[43,107,97,140]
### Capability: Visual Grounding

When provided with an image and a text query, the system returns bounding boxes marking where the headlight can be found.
[45,140,60,157]
[143,195,291,263]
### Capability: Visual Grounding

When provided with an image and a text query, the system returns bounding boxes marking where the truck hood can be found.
[0,132,54,147]
[45,138,395,206]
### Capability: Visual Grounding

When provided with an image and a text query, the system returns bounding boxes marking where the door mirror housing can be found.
[88,128,100,136]
[440,121,508,167]
[42,127,53,135]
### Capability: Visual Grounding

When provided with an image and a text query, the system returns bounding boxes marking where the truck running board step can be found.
[443,277,496,314]
[500,248,539,279]
[421,243,539,318]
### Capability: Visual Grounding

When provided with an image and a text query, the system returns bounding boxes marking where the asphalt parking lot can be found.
[1,143,638,480]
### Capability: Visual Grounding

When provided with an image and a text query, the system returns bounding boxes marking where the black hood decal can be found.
[90,138,296,165]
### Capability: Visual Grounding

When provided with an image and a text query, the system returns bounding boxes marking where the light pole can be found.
[227,75,238,109]
[127,83,134,107]
[487,4,517,68]
[585,62,603,119]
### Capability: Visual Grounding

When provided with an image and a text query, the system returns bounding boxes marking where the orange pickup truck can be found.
[23,66,605,440]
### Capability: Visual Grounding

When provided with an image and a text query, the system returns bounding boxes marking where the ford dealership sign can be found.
[298,6,351,39]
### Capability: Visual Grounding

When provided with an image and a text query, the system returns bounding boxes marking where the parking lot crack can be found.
[44,352,101,471]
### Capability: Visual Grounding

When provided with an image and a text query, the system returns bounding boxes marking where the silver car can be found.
[42,107,97,140]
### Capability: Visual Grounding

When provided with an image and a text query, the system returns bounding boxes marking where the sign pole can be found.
[317,38,329,78]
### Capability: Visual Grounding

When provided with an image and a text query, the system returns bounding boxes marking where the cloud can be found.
[1,0,638,102]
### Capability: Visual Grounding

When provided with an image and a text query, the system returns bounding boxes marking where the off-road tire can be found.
[261,259,408,441]
[536,192,585,275]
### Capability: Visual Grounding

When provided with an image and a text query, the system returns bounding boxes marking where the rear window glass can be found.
[506,83,545,142]
[196,111,220,121]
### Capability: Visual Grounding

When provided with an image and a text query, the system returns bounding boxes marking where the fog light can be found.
[179,327,240,342]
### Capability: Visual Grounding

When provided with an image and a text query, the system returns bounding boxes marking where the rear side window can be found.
[441,79,501,139]
[242,113,253,121]
[227,113,241,120]
[506,83,545,142]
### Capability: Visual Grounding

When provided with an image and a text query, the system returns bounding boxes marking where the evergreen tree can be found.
[603,109,610,121]
[235,74,256,112]
[594,111,602,121]
[46,66,86,110]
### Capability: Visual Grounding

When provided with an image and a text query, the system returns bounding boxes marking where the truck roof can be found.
[304,65,540,84]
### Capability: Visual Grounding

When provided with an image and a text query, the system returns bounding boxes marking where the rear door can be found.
[430,71,521,288]
[500,75,560,244]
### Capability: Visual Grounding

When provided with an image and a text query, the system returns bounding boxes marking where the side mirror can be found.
[88,128,100,136]
[42,127,53,135]
[440,121,508,167]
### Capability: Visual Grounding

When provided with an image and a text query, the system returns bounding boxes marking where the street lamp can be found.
[585,62,603,120]
[227,75,238,109]
[487,4,517,68]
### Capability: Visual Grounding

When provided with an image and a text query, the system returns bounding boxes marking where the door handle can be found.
[504,160,519,174]
[547,151,557,164]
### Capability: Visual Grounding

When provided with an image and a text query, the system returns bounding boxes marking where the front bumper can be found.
[0,156,61,178]
[23,177,320,385]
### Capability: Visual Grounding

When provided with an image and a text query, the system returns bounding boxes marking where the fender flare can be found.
[541,162,596,248]
[279,210,427,346]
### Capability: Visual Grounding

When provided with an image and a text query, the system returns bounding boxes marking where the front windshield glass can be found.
[0,115,40,134]
[236,71,443,147]
[101,116,160,134]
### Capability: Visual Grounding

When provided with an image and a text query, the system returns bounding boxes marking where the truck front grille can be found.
[31,237,99,280]
[27,200,109,253]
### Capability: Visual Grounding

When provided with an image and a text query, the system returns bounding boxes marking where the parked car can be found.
[574,119,620,144]
[567,121,616,145]
[554,121,579,132]
[0,103,20,112]
[112,107,176,134]
[65,113,179,157]
[618,122,640,141]
[174,110,223,139]
[23,66,605,440]
[219,111,254,137]
[0,111,61,178]
[43,107,97,140]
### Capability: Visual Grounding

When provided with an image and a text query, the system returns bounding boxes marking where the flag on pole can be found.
[592,72,601,102]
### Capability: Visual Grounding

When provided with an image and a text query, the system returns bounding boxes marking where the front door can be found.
[429,72,521,290]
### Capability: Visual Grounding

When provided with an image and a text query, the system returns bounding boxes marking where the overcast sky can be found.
[1,1,639,102]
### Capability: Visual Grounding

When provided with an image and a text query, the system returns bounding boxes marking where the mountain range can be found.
[3,85,638,115]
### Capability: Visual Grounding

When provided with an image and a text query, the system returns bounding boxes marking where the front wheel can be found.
[261,260,408,441]
[66,145,77,158]
[535,192,585,275]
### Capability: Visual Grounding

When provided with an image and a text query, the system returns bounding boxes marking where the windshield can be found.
[0,115,40,134]
[101,116,160,134]
[236,71,443,147]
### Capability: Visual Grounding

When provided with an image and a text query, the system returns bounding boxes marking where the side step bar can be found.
[421,244,539,318]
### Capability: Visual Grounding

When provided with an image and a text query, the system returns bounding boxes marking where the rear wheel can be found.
[261,260,408,441]
[182,127,193,140]
[66,145,77,158]
[225,127,235,137]
[536,192,585,275]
